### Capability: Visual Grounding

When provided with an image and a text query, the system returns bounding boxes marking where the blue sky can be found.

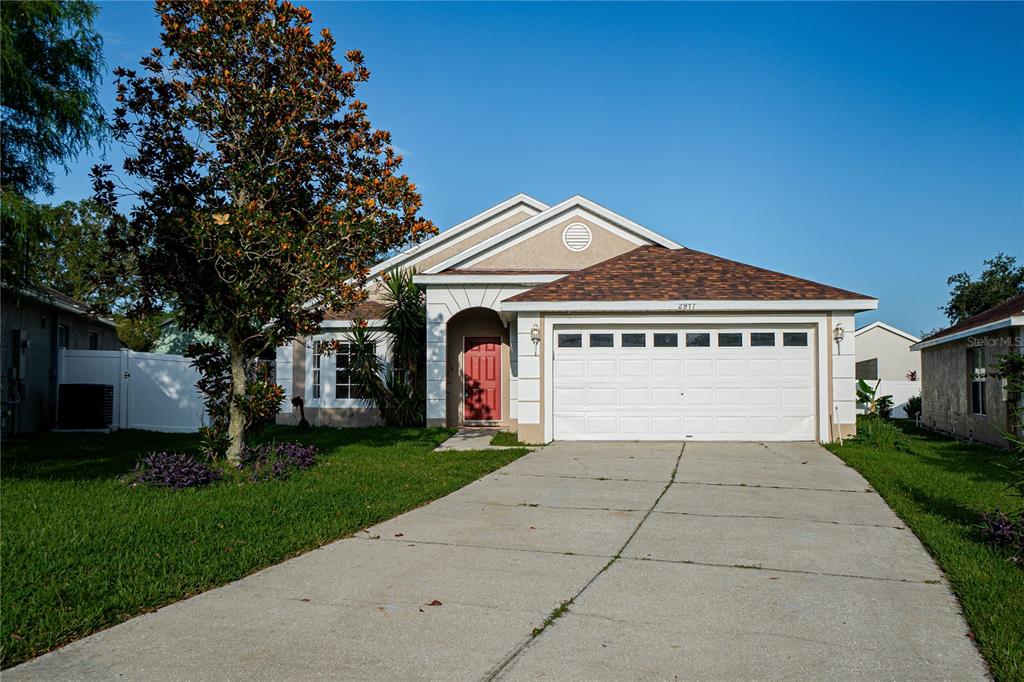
[50,1,1023,336]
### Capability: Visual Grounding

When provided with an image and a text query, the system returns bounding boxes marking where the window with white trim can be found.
[311,341,323,400]
[969,347,986,415]
[335,341,371,399]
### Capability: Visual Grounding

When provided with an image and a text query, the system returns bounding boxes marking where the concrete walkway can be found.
[9,442,987,681]
[433,427,523,452]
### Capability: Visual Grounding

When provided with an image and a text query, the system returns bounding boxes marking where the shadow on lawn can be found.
[2,426,452,482]
[898,423,1019,489]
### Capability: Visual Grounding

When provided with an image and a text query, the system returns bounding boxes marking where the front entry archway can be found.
[445,307,509,427]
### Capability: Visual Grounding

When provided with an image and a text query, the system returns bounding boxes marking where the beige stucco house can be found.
[276,194,878,443]
[911,294,1024,447]
[854,322,921,381]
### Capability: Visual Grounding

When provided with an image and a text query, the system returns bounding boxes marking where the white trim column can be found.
[425,293,450,427]
[832,312,857,437]
[516,313,542,440]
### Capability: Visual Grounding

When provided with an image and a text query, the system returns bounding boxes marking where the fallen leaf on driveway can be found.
[394,533,404,537]
[426,599,442,606]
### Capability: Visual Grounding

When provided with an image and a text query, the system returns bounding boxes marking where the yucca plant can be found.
[381,268,426,387]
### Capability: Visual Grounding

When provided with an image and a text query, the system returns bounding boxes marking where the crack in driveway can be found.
[484,445,686,681]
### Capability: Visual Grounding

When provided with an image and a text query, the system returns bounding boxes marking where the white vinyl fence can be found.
[856,379,921,419]
[59,349,206,432]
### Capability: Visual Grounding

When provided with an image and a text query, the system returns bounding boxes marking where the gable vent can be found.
[562,223,592,252]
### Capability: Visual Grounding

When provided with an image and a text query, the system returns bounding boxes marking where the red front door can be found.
[464,337,501,422]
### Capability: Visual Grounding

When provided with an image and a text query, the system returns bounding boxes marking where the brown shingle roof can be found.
[324,299,389,321]
[442,269,573,276]
[919,293,1024,344]
[504,246,874,303]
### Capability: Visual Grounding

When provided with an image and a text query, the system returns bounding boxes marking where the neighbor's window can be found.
[312,341,323,400]
[970,347,986,415]
[336,341,370,400]
[622,333,646,348]
[685,333,710,348]
[57,324,70,349]
[717,332,742,347]
[653,333,678,348]
[751,332,776,347]
[783,332,808,347]
[558,333,582,348]
[88,332,98,350]
[589,333,614,348]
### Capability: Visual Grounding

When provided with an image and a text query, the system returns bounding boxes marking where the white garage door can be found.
[552,327,816,441]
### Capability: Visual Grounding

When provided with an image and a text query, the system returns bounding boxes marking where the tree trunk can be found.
[226,344,247,464]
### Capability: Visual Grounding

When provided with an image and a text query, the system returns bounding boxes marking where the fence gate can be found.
[60,349,206,432]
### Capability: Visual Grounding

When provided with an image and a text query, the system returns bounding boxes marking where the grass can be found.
[490,431,541,447]
[826,419,1024,681]
[0,426,527,668]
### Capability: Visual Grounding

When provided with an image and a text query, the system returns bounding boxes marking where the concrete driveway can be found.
[9,442,987,681]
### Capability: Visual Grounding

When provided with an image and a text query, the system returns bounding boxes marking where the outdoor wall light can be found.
[833,324,845,353]
[530,324,541,353]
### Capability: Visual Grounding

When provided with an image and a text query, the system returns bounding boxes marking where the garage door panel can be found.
[651,359,682,376]
[715,359,748,377]
[619,387,650,407]
[716,387,747,407]
[555,359,585,377]
[554,387,585,406]
[716,416,748,433]
[586,416,617,435]
[684,387,714,405]
[651,387,681,404]
[749,359,779,377]
[684,359,713,376]
[619,416,650,435]
[781,387,813,406]
[552,326,816,441]
[587,387,618,406]
[587,359,617,377]
[748,387,778,406]
[619,359,649,376]
[781,358,812,378]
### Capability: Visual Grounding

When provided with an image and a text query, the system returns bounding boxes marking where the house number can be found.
[677,303,696,311]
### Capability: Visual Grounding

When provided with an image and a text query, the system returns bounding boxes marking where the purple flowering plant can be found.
[237,441,318,482]
[130,451,222,490]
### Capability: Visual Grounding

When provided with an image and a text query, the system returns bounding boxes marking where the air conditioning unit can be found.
[56,384,114,429]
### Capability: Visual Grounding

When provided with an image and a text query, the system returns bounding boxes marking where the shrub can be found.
[979,510,1023,561]
[237,441,318,481]
[905,395,922,421]
[130,451,222,489]
[876,395,894,419]
[856,416,912,452]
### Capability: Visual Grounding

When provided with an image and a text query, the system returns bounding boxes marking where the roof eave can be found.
[910,316,1024,351]
[501,299,879,313]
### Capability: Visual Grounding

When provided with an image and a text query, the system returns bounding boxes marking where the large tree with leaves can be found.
[0,0,105,285]
[93,0,434,460]
[943,253,1024,324]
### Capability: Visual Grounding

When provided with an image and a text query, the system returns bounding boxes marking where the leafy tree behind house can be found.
[93,0,435,460]
[0,0,104,287]
[943,253,1024,324]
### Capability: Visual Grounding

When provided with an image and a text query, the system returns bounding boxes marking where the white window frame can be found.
[969,346,986,416]
[306,331,390,408]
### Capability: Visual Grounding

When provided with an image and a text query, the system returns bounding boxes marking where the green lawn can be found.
[0,426,526,668]
[826,421,1024,681]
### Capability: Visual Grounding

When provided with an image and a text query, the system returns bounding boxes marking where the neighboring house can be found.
[1,285,121,436]
[153,316,217,355]
[854,322,921,381]
[911,294,1024,448]
[276,194,877,442]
